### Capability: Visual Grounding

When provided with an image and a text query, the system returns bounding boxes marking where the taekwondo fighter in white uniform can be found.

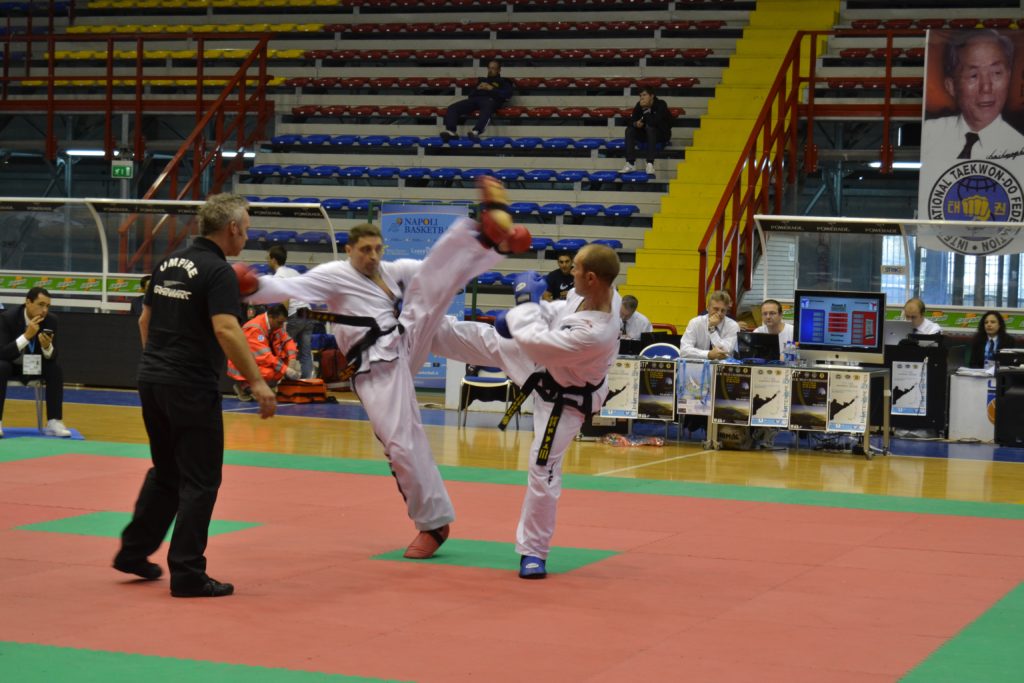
[431,244,621,578]
[245,178,531,559]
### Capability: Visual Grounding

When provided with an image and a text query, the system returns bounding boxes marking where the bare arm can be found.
[138,305,151,347]
[212,313,276,418]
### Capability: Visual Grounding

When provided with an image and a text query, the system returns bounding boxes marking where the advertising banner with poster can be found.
[638,360,677,420]
[891,361,929,416]
[749,366,791,427]
[601,358,641,419]
[826,371,870,432]
[712,364,752,426]
[789,370,829,431]
[677,359,712,416]
[918,30,1024,247]
[380,203,469,389]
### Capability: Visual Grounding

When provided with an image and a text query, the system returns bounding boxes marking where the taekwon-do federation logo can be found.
[928,160,1024,253]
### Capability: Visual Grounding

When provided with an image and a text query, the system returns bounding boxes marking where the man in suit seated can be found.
[0,286,72,438]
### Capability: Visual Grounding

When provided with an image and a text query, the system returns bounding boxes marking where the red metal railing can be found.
[697,29,925,313]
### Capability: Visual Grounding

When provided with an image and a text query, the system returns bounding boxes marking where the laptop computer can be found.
[884,319,915,346]
[736,331,781,361]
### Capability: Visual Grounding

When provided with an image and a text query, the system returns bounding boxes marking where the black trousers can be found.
[117,381,224,590]
[624,124,661,164]
[443,96,499,133]
[0,357,63,421]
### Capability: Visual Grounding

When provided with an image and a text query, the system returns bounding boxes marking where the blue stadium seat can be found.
[556,170,589,183]
[538,202,572,216]
[591,238,623,249]
[464,308,483,319]
[604,139,626,151]
[245,196,261,202]
[479,136,511,149]
[511,137,543,150]
[261,196,290,203]
[525,169,557,182]
[250,164,281,177]
[399,167,431,180]
[292,197,320,204]
[251,263,272,275]
[271,134,301,145]
[311,333,337,350]
[291,265,309,274]
[430,167,461,180]
[420,136,446,148]
[334,232,349,246]
[605,204,640,217]
[500,273,519,286]
[460,168,493,180]
[389,136,421,147]
[359,135,391,146]
[621,171,651,183]
[541,137,573,150]
[299,134,331,145]
[267,230,298,244]
[573,138,605,150]
[349,199,373,213]
[321,198,349,211]
[339,166,369,178]
[247,229,268,241]
[553,238,587,251]
[281,164,311,177]
[509,202,540,215]
[588,171,619,183]
[368,166,400,179]
[477,271,502,285]
[450,138,476,149]
[529,237,555,251]
[329,134,360,146]
[570,204,604,217]
[495,168,524,182]
[310,165,340,177]
[297,231,329,244]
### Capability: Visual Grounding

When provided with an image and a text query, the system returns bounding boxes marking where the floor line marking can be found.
[596,450,714,476]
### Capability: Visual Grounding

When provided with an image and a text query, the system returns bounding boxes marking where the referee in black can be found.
[114,193,276,598]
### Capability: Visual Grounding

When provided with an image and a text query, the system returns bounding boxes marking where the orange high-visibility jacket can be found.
[227,312,298,383]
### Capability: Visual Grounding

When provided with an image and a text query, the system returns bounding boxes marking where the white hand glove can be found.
[285,367,300,380]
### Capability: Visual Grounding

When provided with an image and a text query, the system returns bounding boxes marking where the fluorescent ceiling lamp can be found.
[64,149,123,157]
[868,161,921,170]
[221,151,256,158]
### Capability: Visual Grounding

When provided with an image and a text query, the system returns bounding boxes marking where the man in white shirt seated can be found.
[619,295,653,340]
[903,297,941,336]
[680,289,739,360]
[753,298,793,353]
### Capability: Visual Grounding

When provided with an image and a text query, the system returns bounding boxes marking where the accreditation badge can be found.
[23,353,42,375]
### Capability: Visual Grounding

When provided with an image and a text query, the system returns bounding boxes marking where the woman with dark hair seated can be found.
[968,310,1016,368]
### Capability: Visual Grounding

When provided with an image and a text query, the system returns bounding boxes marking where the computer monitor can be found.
[793,289,886,366]
[736,331,781,361]
[883,319,914,346]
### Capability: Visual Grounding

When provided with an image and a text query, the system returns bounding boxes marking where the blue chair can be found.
[570,204,604,218]
[464,307,483,319]
[621,171,650,183]
[604,139,626,151]
[329,134,360,146]
[261,196,290,203]
[509,202,540,216]
[495,168,525,182]
[291,264,309,274]
[281,164,311,177]
[299,133,331,145]
[389,135,420,147]
[321,198,349,211]
[291,197,320,205]
[245,195,261,203]
[605,204,639,218]
[542,137,573,150]
[524,169,557,182]
[591,238,623,249]
[573,138,605,150]
[589,170,619,183]
[349,199,373,213]
[247,229,268,241]
[310,165,341,177]
[334,232,349,246]
[538,202,572,216]
[500,273,519,286]
[271,134,301,145]
[477,271,502,285]
[553,238,587,252]
[460,168,493,180]
[297,231,329,245]
[529,237,555,251]
[430,167,461,180]
[250,164,281,177]
[450,138,476,149]
[640,342,680,360]
[420,136,447,148]
[339,166,369,178]
[368,166,400,179]
[511,137,543,150]
[480,136,511,149]
[251,263,272,275]
[267,230,298,244]
[311,332,337,350]
[556,170,589,183]
[399,167,431,180]
[460,365,519,427]
[359,135,391,146]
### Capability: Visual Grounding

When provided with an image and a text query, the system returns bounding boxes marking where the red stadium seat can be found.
[573,77,604,89]
[292,105,322,117]
[305,50,331,60]
[284,77,312,87]
[515,77,543,89]
[618,48,647,60]
[523,106,558,118]
[557,107,588,118]
[905,47,925,59]
[951,18,981,29]
[447,49,473,60]
[362,50,387,60]
[860,78,886,90]
[982,18,1011,29]
[386,50,416,61]
[408,105,440,117]
[871,47,903,60]
[368,77,398,89]
[839,48,870,59]
[349,105,378,116]
[604,77,632,89]
[636,77,665,89]
[826,79,859,90]
[455,77,477,89]
[496,106,526,118]
[665,77,698,88]
[649,48,679,59]
[683,48,713,59]
[398,77,426,88]
[850,19,882,29]
[419,50,444,60]
[882,19,913,30]
[321,105,350,117]
[426,77,455,88]
[587,107,619,119]
[338,77,367,88]
[312,77,340,88]
[476,49,502,60]
[695,20,726,30]
[915,18,945,30]
[662,20,692,31]
[669,107,686,117]
[379,105,408,116]
[350,23,381,34]
[893,77,923,89]
[333,49,359,60]
[530,49,557,59]
[544,78,573,89]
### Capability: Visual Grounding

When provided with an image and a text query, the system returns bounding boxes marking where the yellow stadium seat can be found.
[293,24,323,33]
[147,50,173,59]
[169,50,196,59]
[90,0,113,7]
[266,76,287,86]
[115,25,141,33]
[164,25,192,33]
[270,49,304,59]
[113,50,139,59]
[245,23,270,32]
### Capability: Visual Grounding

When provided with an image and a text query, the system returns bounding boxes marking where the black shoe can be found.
[113,558,163,580]
[171,577,234,598]
[440,130,457,143]
[467,130,481,142]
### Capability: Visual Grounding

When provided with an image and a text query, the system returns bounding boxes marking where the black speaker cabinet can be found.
[994,370,1024,446]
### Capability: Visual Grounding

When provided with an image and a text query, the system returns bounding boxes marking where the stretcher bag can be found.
[318,349,346,382]
[276,378,335,404]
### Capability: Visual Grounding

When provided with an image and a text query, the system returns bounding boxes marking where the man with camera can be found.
[0,286,72,437]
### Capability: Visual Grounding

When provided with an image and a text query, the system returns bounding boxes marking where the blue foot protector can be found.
[519,555,547,579]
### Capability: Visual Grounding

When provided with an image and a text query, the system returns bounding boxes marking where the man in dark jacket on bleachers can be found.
[441,61,514,142]
[620,86,673,177]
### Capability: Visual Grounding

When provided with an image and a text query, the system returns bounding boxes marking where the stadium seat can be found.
[511,137,543,150]
[247,229,268,241]
[320,198,350,211]
[479,136,512,149]
[267,230,298,244]
[556,170,589,183]
[460,168,494,180]
[299,134,331,145]
[281,164,311,177]
[541,137,573,150]
[310,165,341,178]
[329,135,360,146]
[349,199,373,213]
[477,271,502,285]
[250,164,281,177]
[538,203,572,216]
[508,202,540,215]
[588,171,620,183]
[591,239,623,249]
[449,138,477,149]
[338,166,369,178]
[261,196,291,203]
[292,197,321,205]
[335,232,349,246]
[570,204,604,217]
[605,204,640,217]
[621,171,651,183]
[359,135,391,146]
[290,265,308,274]
[553,238,586,252]
[499,273,518,286]
[399,168,431,180]
[368,167,400,179]
[389,136,420,147]
[297,231,329,245]
[420,136,447,148]
[495,168,525,182]
[524,169,557,182]
[573,138,605,150]
[271,134,302,145]
[529,237,555,252]
[430,167,461,180]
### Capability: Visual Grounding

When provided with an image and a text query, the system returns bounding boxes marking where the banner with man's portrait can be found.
[918,29,1024,253]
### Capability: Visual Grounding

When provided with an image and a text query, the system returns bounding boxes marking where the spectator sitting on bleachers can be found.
[619,86,673,177]
[227,304,299,401]
[543,251,575,301]
[441,60,514,143]
[619,295,653,340]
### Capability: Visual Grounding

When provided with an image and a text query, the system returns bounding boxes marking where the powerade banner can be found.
[380,203,469,390]
[918,30,1024,254]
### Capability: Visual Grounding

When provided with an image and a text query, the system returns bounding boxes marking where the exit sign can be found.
[111,161,133,179]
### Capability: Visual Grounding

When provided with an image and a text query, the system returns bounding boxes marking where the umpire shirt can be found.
[137,237,241,389]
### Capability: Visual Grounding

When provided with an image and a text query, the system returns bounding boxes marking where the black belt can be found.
[500,371,600,466]
[299,309,403,380]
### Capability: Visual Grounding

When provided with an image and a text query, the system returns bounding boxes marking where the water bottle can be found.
[783,340,796,365]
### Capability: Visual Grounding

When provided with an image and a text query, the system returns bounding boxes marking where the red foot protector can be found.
[232,262,259,296]
[477,176,532,253]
